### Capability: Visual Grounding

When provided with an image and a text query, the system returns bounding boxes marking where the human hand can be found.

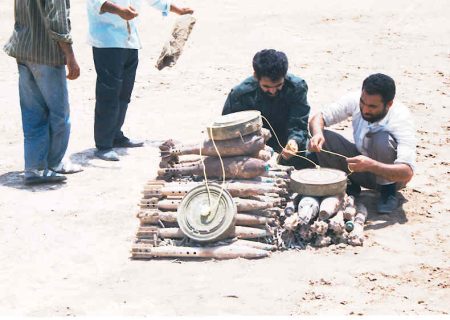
[308,133,325,152]
[118,5,138,20]
[66,54,80,80]
[346,155,376,172]
[281,139,298,160]
[170,5,194,15]
[178,7,194,15]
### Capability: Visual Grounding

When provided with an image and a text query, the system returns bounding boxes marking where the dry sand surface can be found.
[0,0,449,316]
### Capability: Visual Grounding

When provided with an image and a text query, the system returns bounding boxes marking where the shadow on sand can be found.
[359,189,408,230]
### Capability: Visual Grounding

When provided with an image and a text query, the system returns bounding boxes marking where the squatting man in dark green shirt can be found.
[222,49,315,169]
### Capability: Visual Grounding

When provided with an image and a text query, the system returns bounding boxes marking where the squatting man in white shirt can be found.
[308,73,416,214]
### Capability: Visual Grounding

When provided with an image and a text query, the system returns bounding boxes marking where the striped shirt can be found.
[3,0,73,66]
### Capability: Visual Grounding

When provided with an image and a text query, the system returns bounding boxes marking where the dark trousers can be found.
[316,129,401,190]
[93,47,138,150]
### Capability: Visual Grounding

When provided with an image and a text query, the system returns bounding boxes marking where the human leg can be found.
[17,63,66,184]
[18,63,50,172]
[113,49,143,148]
[365,130,400,213]
[26,62,71,169]
[114,49,138,141]
[317,130,376,190]
[93,47,128,150]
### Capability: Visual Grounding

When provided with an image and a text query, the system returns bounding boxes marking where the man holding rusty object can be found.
[308,73,416,214]
[87,0,193,161]
[222,49,314,169]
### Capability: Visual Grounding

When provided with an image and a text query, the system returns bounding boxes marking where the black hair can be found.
[362,73,396,104]
[252,49,288,81]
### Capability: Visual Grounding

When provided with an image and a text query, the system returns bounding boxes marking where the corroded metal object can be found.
[290,168,347,196]
[142,180,287,199]
[206,110,263,141]
[159,129,272,165]
[156,14,196,70]
[157,156,269,180]
[177,183,237,243]
[131,243,269,260]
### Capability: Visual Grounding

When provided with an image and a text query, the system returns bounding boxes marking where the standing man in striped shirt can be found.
[4,0,82,185]
[87,0,193,161]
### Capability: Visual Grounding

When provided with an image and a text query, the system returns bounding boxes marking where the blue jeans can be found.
[93,48,138,150]
[18,62,70,173]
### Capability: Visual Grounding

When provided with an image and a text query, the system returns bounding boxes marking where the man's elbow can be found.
[399,165,414,184]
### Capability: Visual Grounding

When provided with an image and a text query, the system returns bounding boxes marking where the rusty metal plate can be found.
[290,168,347,196]
[177,183,237,243]
[206,110,262,141]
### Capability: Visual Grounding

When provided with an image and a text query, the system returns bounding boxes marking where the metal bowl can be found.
[290,168,347,196]
[206,110,262,141]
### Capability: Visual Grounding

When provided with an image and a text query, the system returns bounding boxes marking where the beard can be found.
[262,90,281,98]
[361,106,389,123]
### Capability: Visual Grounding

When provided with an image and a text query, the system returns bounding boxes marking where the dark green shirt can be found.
[223,74,311,152]
[3,0,73,66]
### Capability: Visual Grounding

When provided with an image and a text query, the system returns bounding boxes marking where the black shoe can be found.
[113,138,144,148]
[377,183,398,214]
[346,181,361,197]
[24,169,67,185]
[95,149,120,161]
[377,194,399,214]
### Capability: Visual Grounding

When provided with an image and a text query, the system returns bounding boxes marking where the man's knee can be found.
[367,131,397,164]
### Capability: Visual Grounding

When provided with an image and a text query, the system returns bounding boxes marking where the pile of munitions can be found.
[279,190,368,249]
[131,111,368,260]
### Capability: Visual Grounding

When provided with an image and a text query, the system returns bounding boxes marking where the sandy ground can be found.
[0,0,449,316]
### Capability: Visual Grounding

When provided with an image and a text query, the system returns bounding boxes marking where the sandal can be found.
[50,161,83,174]
[24,169,67,185]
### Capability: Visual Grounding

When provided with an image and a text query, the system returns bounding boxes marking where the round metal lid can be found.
[290,168,347,196]
[207,110,262,140]
[177,183,237,242]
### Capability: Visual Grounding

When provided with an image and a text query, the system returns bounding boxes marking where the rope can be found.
[199,128,227,218]
[260,115,353,175]
[198,113,354,214]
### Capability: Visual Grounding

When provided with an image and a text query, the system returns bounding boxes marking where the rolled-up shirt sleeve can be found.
[42,0,73,44]
[147,0,172,16]
[321,91,359,127]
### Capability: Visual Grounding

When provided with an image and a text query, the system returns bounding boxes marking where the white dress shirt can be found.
[321,91,416,171]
